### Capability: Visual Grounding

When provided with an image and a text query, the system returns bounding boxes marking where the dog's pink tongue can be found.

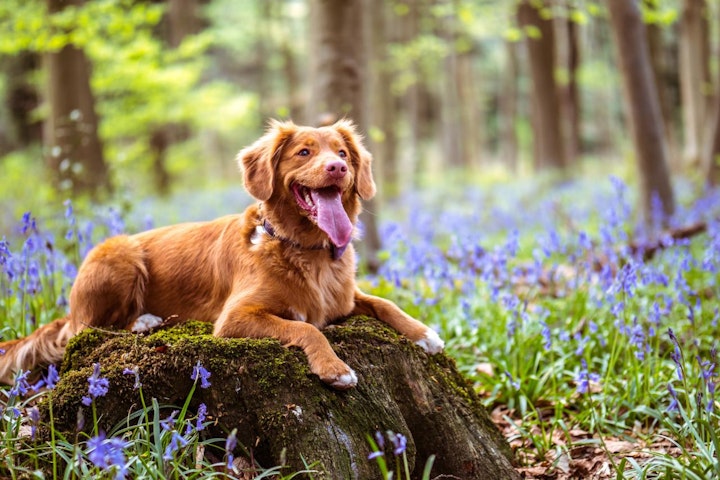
[312,187,353,250]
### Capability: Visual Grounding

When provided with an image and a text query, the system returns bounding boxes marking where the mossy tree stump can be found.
[45,317,519,479]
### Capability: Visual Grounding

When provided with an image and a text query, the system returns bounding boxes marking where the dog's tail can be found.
[0,316,74,385]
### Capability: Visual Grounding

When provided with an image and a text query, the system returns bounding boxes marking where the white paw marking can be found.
[331,368,358,389]
[131,314,164,333]
[415,329,444,354]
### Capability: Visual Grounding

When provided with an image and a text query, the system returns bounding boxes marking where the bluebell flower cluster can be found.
[82,363,109,406]
[86,432,130,479]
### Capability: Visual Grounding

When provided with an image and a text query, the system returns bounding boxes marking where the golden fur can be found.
[0,120,443,389]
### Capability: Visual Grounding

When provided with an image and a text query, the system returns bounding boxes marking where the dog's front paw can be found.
[415,328,444,354]
[313,358,358,390]
[328,368,358,390]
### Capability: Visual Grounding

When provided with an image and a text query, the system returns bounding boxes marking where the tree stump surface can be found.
[45,316,519,479]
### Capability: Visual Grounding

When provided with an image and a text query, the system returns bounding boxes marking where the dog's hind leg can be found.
[68,235,149,331]
[0,235,149,385]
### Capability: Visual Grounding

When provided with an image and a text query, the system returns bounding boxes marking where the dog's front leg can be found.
[353,290,444,354]
[214,305,357,389]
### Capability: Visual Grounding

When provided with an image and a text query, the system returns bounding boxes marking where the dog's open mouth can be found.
[292,183,353,249]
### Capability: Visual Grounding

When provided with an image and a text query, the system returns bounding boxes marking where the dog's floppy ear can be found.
[237,120,296,201]
[332,119,377,200]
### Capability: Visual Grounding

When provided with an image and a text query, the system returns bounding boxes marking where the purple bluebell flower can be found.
[390,432,407,455]
[191,361,211,388]
[367,450,384,460]
[504,371,521,391]
[225,429,238,470]
[33,364,60,390]
[668,328,685,382]
[160,411,178,432]
[122,368,141,389]
[667,383,679,412]
[540,321,552,350]
[575,359,600,394]
[163,430,189,460]
[9,370,31,398]
[28,406,40,440]
[196,403,208,431]
[86,432,129,479]
[82,363,109,406]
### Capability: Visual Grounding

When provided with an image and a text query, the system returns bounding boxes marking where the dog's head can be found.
[238,119,376,252]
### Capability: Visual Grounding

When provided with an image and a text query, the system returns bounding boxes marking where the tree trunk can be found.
[308,0,381,272]
[499,40,519,172]
[167,0,201,48]
[45,0,109,196]
[606,0,675,221]
[678,0,710,166]
[705,94,720,187]
[45,318,520,479]
[2,53,42,151]
[366,0,399,199]
[517,0,567,171]
[147,0,202,196]
[399,0,425,189]
[702,14,720,187]
[557,11,581,163]
[645,9,680,169]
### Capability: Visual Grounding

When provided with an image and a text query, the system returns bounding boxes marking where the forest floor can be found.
[493,403,678,479]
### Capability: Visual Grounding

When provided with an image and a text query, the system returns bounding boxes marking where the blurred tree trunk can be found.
[399,0,425,188]
[280,36,302,121]
[2,53,42,153]
[678,0,710,166]
[499,40,519,171]
[148,0,202,196]
[45,0,109,197]
[705,88,720,187]
[702,7,720,187]
[606,0,675,221]
[366,0,399,199]
[557,10,580,163]
[438,1,476,170]
[308,0,381,272]
[517,0,567,171]
[645,5,680,169]
[255,0,273,120]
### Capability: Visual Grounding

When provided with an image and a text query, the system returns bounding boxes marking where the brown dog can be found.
[0,120,443,389]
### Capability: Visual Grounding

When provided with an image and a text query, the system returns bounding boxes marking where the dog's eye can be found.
[338,149,347,158]
[297,148,310,157]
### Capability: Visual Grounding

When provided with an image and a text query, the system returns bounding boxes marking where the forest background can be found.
[0,0,718,236]
[2,0,720,478]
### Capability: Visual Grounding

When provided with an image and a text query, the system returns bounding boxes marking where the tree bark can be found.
[606,0,675,221]
[678,0,710,166]
[45,0,109,196]
[308,0,381,272]
[517,0,567,171]
[45,318,520,479]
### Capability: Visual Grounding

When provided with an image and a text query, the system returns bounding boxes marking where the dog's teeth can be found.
[305,194,313,206]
